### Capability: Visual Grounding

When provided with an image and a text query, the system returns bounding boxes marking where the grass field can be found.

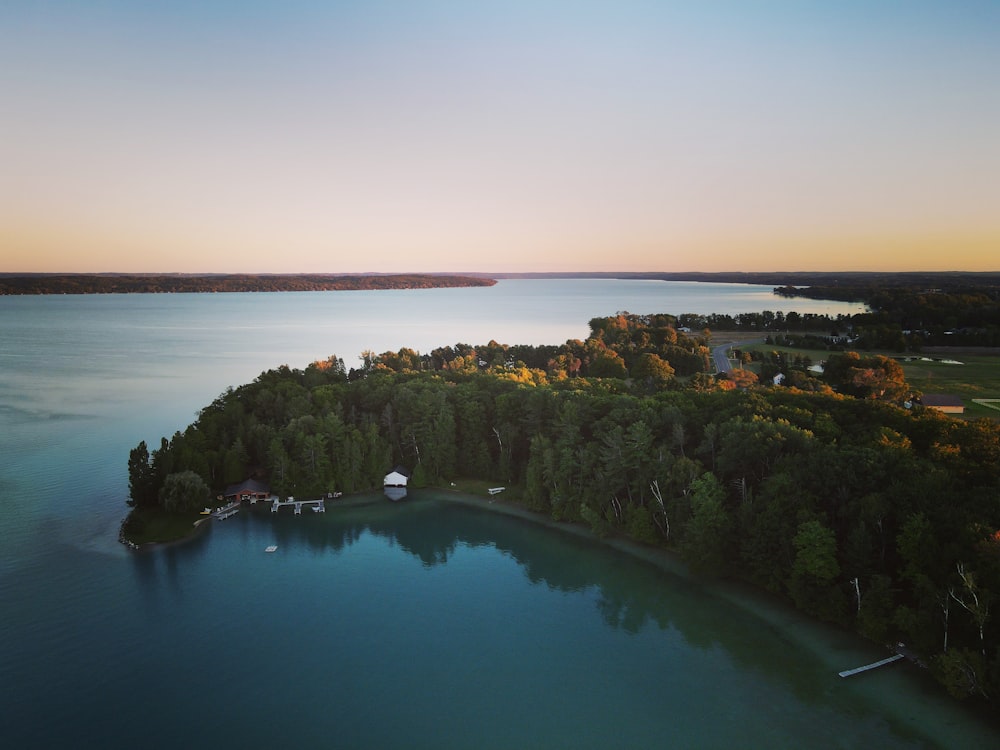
[734,340,1000,420]
[899,353,1000,419]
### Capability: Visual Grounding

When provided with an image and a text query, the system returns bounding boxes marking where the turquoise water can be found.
[1,281,995,748]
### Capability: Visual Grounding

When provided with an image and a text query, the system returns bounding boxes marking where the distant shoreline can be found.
[0,273,496,295]
[5,270,999,296]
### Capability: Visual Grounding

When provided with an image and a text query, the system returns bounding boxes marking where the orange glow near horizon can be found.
[2,3,998,274]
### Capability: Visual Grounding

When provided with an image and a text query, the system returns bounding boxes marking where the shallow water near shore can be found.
[1,281,996,748]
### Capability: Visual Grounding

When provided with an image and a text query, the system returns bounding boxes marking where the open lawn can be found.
[737,341,1000,420]
[706,330,775,347]
[899,353,1000,419]
[435,477,524,502]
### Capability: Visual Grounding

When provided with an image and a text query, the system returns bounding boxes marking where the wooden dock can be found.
[838,653,904,678]
[270,496,325,515]
[212,501,241,521]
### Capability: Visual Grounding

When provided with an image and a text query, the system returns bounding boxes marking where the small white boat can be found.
[265,545,278,553]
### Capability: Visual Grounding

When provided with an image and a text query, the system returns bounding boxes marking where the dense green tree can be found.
[790,519,846,620]
[159,470,210,513]
[680,473,731,576]
[793,519,840,581]
[631,353,674,390]
[127,441,157,507]
[586,349,628,379]
[223,437,249,485]
[739,471,804,591]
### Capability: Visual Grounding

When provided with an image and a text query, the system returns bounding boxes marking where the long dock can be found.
[838,653,904,678]
[211,501,240,521]
[270,496,326,515]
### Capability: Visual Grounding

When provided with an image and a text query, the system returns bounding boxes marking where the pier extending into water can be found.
[270,496,326,515]
[838,653,904,678]
[211,501,240,521]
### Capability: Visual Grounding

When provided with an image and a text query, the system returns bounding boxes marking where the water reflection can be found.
[130,525,210,608]
[223,492,838,705]
[108,491,998,747]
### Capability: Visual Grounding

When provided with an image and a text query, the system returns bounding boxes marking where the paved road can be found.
[712,339,764,373]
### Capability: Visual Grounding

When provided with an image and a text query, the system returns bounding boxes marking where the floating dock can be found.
[838,653,904,678]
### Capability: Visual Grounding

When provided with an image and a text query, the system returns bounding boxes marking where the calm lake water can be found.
[1,280,995,748]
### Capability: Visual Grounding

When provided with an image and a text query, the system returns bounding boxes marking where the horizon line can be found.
[3,270,1000,277]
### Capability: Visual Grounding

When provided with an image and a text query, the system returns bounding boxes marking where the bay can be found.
[0,280,994,748]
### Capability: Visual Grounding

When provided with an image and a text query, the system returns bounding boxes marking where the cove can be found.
[10,491,995,748]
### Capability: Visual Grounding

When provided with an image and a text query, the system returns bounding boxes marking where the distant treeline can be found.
[126,312,999,706]
[0,274,496,295]
[657,270,1000,289]
[480,271,1000,348]
[775,280,1000,347]
[480,270,1000,291]
[641,275,1000,349]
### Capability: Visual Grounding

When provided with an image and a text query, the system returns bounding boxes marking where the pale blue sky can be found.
[2,1,998,272]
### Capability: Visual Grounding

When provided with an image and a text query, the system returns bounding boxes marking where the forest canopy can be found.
[126,311,1000,706]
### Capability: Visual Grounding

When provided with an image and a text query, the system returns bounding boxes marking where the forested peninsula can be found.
[0,273,495,295]
[482,271,1000,347]
[125,311,1000,709]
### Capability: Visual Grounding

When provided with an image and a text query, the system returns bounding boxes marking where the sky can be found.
[2,1,998,274]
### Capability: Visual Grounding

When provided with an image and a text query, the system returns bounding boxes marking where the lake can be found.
[0,279,995,748]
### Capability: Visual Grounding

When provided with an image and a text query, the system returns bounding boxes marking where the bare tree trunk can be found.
[610,495,623,522]
[950,563,991,657]
[672,422,686,458]
[650,479,669,539]
[939,591,950,653]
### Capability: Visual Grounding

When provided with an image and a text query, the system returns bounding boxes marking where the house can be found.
[383,467,409,487]
[223,478,271,502]
[383,466,410,502]
[920,394,965,414]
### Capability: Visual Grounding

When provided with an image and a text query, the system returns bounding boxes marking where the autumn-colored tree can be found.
[586,350,628,379]
[728,368,759,389]
[631,353,675,387]
[824,352,909,402]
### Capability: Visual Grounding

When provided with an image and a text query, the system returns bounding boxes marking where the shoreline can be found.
[123,490,390,550]
[423,487,1000,746]
[122,483,999,744]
